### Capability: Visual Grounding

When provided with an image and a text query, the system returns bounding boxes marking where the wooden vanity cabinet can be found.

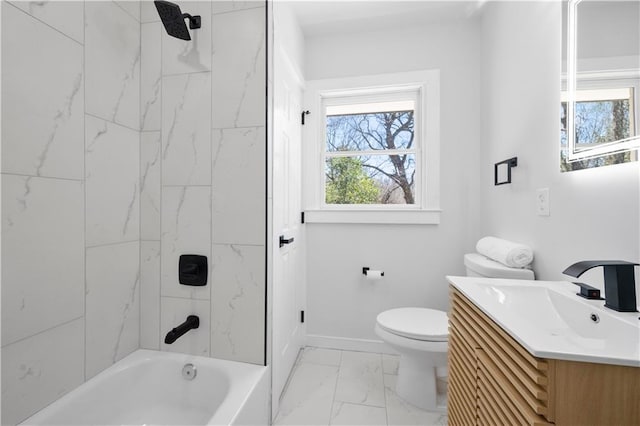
[448,286,640,426]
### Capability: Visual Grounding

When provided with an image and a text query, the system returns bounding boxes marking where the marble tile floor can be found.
[274,347,448,426]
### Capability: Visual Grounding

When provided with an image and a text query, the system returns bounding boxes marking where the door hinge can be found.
[301,211,305,224]
[301,110,310,125]
[300,310,305,323]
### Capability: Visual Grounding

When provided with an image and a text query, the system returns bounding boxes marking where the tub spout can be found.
[164,315,199,344]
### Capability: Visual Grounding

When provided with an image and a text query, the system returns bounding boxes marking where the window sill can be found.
[304,209,441,225]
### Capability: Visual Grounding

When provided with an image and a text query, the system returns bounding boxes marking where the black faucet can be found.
[563,261,639,312]
[164,315,200,344]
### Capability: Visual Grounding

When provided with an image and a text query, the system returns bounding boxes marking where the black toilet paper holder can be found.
[362,267,384,277]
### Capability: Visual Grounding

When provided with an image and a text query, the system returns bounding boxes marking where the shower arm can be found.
[181,13,201,30]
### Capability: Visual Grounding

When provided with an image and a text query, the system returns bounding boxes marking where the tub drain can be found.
[182,363,197,380]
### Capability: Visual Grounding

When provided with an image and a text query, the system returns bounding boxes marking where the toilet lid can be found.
[376,308,449,342]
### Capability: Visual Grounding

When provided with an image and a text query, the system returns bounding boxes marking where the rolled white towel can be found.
[476,236,534,268]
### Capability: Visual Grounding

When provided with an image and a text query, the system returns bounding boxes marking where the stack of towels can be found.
[476,236,534,268]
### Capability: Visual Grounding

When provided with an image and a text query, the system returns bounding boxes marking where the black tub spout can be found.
[164,315,199,344]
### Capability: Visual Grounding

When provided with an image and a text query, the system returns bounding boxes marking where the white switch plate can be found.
[537,188,550,216]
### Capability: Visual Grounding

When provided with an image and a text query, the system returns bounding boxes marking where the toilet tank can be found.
[464,253,534,280]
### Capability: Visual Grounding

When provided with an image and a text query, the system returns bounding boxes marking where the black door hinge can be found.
[301,110,310,125]
[301,211,305,224]
[300,310,305,323]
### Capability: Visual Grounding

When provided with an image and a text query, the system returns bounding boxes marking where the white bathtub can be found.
[21,350,269,425]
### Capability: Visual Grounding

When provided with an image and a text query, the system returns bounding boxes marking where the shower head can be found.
[154,0,201,41]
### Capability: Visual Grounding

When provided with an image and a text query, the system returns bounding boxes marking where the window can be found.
[560,75,639,172]
[324,95,418,205]
[303,70,440,224]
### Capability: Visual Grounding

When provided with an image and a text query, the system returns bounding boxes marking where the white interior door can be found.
[272,46,304,418]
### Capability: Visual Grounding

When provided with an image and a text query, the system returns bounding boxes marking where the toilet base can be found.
[373,323,448,411]
[396,352,447,412]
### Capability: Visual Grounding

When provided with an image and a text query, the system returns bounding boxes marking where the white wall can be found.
[576,1,639,61]
[561,1,640,61]
[303,19,484,348]
[480,2,639,293]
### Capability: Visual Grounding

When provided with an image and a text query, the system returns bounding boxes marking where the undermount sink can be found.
[447,277,640,367]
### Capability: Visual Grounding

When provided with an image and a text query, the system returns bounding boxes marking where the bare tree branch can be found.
[362,163,404,186]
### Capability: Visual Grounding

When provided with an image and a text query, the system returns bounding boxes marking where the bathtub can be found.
[21,350,270,425]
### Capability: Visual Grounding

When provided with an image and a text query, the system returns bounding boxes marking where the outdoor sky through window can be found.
[324,100,417,205]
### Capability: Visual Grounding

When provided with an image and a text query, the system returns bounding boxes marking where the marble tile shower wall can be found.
[139,1,266,364]
[2,1,265,423]
[1,1,141,424]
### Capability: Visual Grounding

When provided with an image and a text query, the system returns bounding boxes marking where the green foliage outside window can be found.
[325,157,380,204]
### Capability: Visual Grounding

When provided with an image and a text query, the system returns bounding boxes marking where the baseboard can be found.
[305,334,398,354]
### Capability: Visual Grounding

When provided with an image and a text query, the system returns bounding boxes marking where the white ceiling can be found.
[284,1,484,37]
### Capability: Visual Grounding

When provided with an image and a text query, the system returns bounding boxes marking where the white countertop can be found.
[447,276,640,367]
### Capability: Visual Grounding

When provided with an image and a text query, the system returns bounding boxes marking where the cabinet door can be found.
[477,350,552,426]
[449,287,553,425]
[554,360,640,425]
[448,326,478,425]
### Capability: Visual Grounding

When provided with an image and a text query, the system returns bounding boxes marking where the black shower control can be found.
[179,255,207,286]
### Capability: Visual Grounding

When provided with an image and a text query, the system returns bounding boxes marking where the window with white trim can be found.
[303,70,440,224]
[560,73,639,172]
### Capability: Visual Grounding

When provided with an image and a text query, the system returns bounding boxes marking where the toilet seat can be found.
[376,308,449,342]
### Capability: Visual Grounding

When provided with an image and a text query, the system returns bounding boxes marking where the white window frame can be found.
[303,70,441,224]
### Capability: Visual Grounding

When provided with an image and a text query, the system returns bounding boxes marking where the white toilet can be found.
[375,253,534,411]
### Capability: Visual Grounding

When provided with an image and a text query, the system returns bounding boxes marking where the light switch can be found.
[536,188,550,216]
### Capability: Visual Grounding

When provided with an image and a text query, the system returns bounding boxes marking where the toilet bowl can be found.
[375,252,534,411]
[375,308,448,411]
